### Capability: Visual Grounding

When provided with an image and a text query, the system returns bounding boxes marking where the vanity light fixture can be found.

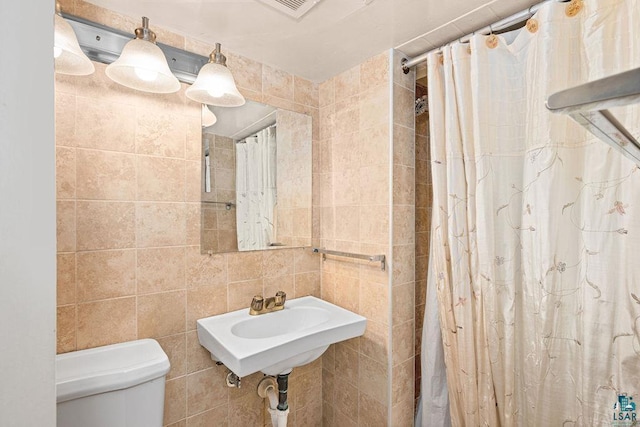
[185,43,245,107]
[54,2,94,75]
[105,17,180,94]
[202,104,218,127]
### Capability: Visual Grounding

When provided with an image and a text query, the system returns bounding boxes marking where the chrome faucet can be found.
[249,291,286,315]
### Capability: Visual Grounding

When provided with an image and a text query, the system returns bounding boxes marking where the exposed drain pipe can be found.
[258,375,290,427]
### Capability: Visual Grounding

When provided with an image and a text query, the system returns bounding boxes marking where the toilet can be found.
[56,339,170,427]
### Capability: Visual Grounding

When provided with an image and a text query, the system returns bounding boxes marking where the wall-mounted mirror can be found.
[201,100,312,254]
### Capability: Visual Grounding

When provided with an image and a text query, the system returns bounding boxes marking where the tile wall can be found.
[390,50,417,426]
[317,51,392,427]
[316,50,416,426]
[55,2,322,425]
[414,80,431,407]
[201,133,238,253]
[55,2,420,426]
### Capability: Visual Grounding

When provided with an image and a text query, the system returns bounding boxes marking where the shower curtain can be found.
[235,126,277,251]
[419,0,640,425]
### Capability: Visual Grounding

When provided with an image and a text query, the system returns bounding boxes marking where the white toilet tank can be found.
[56,339,170,427]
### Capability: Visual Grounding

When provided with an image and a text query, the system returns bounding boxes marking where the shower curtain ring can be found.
[486,24,498,49]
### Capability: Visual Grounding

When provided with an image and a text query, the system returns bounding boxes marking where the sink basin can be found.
[197,296,366,377]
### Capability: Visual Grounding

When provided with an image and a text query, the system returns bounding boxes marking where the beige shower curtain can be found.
[425,0,640,425]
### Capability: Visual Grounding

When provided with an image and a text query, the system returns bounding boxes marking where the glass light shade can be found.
[54,14,94,75]
[105,39,180,94]
[186,62,245,107]
[202,104,218,127]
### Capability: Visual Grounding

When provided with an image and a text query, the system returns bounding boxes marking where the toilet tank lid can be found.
[56,339,170,403]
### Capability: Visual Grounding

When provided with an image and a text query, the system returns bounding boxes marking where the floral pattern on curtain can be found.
[235,126,277,251]
[425,0,640,425]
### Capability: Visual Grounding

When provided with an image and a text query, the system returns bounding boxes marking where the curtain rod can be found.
[401,0,569,73]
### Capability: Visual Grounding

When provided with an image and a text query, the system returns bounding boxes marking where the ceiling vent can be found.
[255,0,324,19]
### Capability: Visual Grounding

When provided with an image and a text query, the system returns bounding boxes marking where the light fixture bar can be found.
[62,13,208,84]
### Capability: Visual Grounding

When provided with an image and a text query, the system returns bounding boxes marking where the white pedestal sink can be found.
[197,296,367,377]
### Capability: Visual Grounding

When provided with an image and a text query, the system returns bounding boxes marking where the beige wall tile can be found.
[359,354,388,404]
[262,249,294,277]
[76,149,136,200]
[359,205,389,245]
[318,78,335,108]
[359,124,390,167]
[359,165,389,206]
[138,291,186,338]
[392,320,414,364]
[136,111,187,159]
[335,382,359,424]
[263,64,294,101]
[76,201,135,251]
[57,253,76,306]
[227,251,263,282]
[76,249,136,302]
[136,202,186,247]
[393,164,415,205]
[186,331,216,374]
[359,281,389,326]
[55,91,76,147]
[56,147,76,199]
[359,392,388,426]
[184,161,202,202]
[294,77,319,107]
[394,124,415,168]
[391,396,414,427]
[137,247,186,294]
[335,66,360,101]
[360,319,389,365]
[264,274,294,300]
[57,305,76,354]
[77,297,136,349]
[334,206,360,242]
[226,51,263,94]
[392,281,414,326]
[359,85,389,130]
[393,244,415,285]
[164,377,187,426]
[75,97,136,153]
[185,203,201,246]
[157,333,187,380]
[392,357,414,407]
[186,286,227,330]
[228,392,262,427]
[227,279,263,312]
[186,405,228,427]
[393,84,415,130]
[361,51,390,88]
[185,248,227,288]
[57,200,76,252]
[186,367,228,416]
[294,271,321,298]
[335,342,359,385]
[393,205,415,245]
[137,156,186,202]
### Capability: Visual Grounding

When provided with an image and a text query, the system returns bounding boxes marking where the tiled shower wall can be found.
[414,80,431,407]
[316,50,416,426]
[54,2,323,426]
[390,50,417,426]
[318,51,393,426]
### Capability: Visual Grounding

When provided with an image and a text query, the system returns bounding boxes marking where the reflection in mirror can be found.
[201,100,312,254]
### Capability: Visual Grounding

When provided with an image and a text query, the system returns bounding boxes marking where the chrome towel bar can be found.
[312,248,386,271]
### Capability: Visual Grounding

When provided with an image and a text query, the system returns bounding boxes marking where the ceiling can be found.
[87,0,541,83]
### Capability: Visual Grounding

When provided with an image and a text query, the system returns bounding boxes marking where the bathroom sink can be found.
[197,296,366,377]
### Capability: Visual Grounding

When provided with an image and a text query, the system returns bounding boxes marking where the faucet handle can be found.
[250,295,264,311]
[274,291,286,306]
